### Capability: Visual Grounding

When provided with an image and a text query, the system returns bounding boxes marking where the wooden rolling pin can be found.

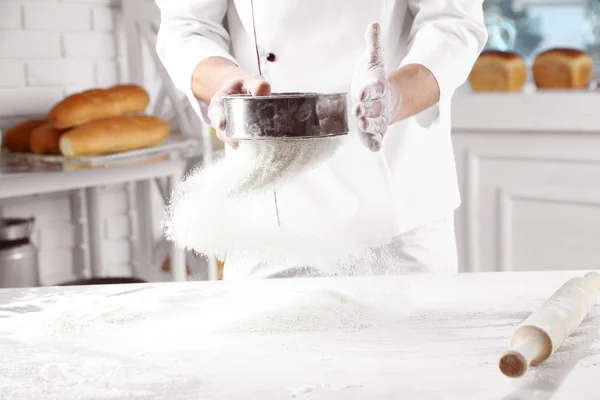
[499,271,600,378]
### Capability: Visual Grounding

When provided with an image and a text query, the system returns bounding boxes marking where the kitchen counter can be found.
[452,86,600,132]
[0,270,599,399]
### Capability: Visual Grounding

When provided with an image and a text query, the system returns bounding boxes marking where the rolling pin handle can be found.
[500,326,551,378]
[499,350,528,378]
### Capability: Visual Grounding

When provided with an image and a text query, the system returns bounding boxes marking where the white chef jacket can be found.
[155,0,488,276]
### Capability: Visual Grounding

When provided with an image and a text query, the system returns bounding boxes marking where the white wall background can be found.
[0,0,147,285]
[0,0,124,130]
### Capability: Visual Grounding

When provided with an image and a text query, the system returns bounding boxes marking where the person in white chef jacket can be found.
[155,0,488,280]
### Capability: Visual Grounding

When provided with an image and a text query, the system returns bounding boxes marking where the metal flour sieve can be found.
[222,92,349,140]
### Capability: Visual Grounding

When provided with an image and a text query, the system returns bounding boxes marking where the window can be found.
[483,0,600,69]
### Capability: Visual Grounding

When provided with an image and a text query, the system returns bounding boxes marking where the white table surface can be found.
[0,270,598,400]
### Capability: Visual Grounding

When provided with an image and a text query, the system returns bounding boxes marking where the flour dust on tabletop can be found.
[163,137,406,275]
[0,293,163,341]
[168,280,416,336]
[212,289,378,334]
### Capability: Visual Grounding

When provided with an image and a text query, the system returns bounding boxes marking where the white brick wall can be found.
[27,59,96,86]
[23,2,92,31]
[0,0,122,130]
[0,3,22,30]
[0,60,25,87]
[0,0,144,286]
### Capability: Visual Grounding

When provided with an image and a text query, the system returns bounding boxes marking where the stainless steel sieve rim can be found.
[222,92,350,140]
[222,92,348,100]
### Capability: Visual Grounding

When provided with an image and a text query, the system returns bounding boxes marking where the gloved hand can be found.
[351,22,400,152]
[208,74,271,149]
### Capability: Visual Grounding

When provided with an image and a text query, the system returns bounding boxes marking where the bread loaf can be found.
[49,84,150,129]
[59,115,170,157]
[532,48,593,89]
[30,123,67,154]
[1,119,46,152]
[469,50,527,92]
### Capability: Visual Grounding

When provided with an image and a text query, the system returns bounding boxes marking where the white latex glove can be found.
[208,75,271,149]
[351,22,399,152]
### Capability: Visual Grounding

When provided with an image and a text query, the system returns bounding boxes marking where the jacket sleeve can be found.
[155,0,238,121]
[399,0,488,106]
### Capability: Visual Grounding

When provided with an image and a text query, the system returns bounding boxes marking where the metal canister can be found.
[0,217,40,288]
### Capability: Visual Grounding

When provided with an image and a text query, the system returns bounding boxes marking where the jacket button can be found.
[266,53,276,62]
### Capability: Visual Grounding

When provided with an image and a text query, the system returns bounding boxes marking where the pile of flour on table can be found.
[163,137,403,276]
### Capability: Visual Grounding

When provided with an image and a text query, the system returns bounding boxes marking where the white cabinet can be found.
[453,131,600,273]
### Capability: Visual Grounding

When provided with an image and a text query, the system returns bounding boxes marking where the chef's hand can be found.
[351,22,400,152]
[208,75,271,149]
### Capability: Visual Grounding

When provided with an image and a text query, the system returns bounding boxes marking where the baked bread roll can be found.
[49,84,150,129]
[469,50,527,92]
[532,48,593,89]
[1,119,46,152]
[59,115,170,157]
[30,123,67,154]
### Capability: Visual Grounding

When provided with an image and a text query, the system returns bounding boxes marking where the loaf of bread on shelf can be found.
[532,48,593,89]
[469,50,527,92]
[30,123,67,154]
[49,84,150,129]
[1,119,47,152]
[59,115,170,157]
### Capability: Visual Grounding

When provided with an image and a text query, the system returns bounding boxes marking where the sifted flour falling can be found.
[162,137,405,277]
[225,137,343,195]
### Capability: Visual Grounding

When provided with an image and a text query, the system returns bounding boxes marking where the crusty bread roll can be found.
[469,50,527,92]
[532,48,593,89]
[59,115,170,157]
[30,123,67,154]
[1,119,47,152]
[49,84,150,129]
